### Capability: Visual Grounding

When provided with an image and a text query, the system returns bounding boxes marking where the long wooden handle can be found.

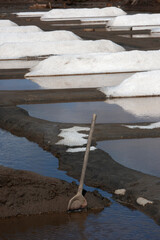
[78,113,97,194]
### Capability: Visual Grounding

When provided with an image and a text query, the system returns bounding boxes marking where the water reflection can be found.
[28,73,133,89]
[0,129,160,239]
[0,79,41,90]
[107,97,160,119]
[20,97,160,124]
[1,203,160,240]
[98,138,160,177]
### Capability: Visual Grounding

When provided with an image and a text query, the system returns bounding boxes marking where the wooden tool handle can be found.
[78,113,97,194]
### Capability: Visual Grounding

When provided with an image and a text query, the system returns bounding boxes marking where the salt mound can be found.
[25,50,160,77]
[0,30,81,44]
[101,70,160,98]
[0,25,42,33]
[108,13,160,27]
[0,20,17,27]
[41,7,126,20]
[0,40,124,60]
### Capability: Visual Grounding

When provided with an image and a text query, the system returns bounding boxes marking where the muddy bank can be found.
[0,165,110,218]
[1,106,160,142]
[1,106,160,224]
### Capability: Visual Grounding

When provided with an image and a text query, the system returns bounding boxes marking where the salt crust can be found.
[136,197,153,206]
[67,146,96,152]
[56,126,90,147]
[124,122,160,130]
[114,189,126,195]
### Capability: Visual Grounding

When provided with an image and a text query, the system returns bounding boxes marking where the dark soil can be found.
[0,165,110,218]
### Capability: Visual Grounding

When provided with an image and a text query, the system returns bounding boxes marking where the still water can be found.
[98,138,160,177]
[0,79,41,90]
[0,129,160,239]
[20,97,160,124]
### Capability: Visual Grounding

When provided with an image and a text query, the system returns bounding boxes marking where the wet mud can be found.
[0,165,110,218]
[0,105,160,224]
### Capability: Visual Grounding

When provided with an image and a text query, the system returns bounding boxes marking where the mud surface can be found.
[0,105,160,224]
[0,165,110,218]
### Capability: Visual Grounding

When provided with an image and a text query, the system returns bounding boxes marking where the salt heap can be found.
[0,40,124,60]
[108,13,160,27]
[0,20,17,27]
[100,70,160,98]
[0,25,42,33]
[25,50,160,77]
[41,7,126,20]
[0,30,81,44]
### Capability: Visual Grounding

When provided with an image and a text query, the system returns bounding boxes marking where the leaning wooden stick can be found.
[67,113,97,211]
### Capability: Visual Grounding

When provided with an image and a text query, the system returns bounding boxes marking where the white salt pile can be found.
[108,13,160,27]
[0,25,42,33]
[0,30,81,44]
[0,39,124,60]
[100,70,160,98]
[0,20,17,27]
[25,50,160,77]
[41,7,126,20]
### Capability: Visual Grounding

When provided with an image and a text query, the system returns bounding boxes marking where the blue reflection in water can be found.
[20,101,160,124]
[98,139,160,177]
[0,79,41,90]
[0,129,160,239]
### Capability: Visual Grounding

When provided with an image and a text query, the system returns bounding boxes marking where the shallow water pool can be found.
[0,79,41,90]
[98,138,160,177]
[0,129,160,239]
[20,97,160,124]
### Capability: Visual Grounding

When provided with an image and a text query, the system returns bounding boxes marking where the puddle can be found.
[28,73,133,89]
[0,129,160,239]
[98,138,160,177]
[0,79,41,90]
[20,97,160,124]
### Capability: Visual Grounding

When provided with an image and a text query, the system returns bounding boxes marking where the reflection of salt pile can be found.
[41,7,126,20]
[0,31,81,44]
[0,40,125,60]
[100,70,160,98]
[108,13,160,27]
[106,97,160,118]
[29,73,132,89]
[0,26,42,33]
[0,20,17,27]
[25,50,160,77]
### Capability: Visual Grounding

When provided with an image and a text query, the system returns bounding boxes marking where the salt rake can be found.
[67,113,97,211]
